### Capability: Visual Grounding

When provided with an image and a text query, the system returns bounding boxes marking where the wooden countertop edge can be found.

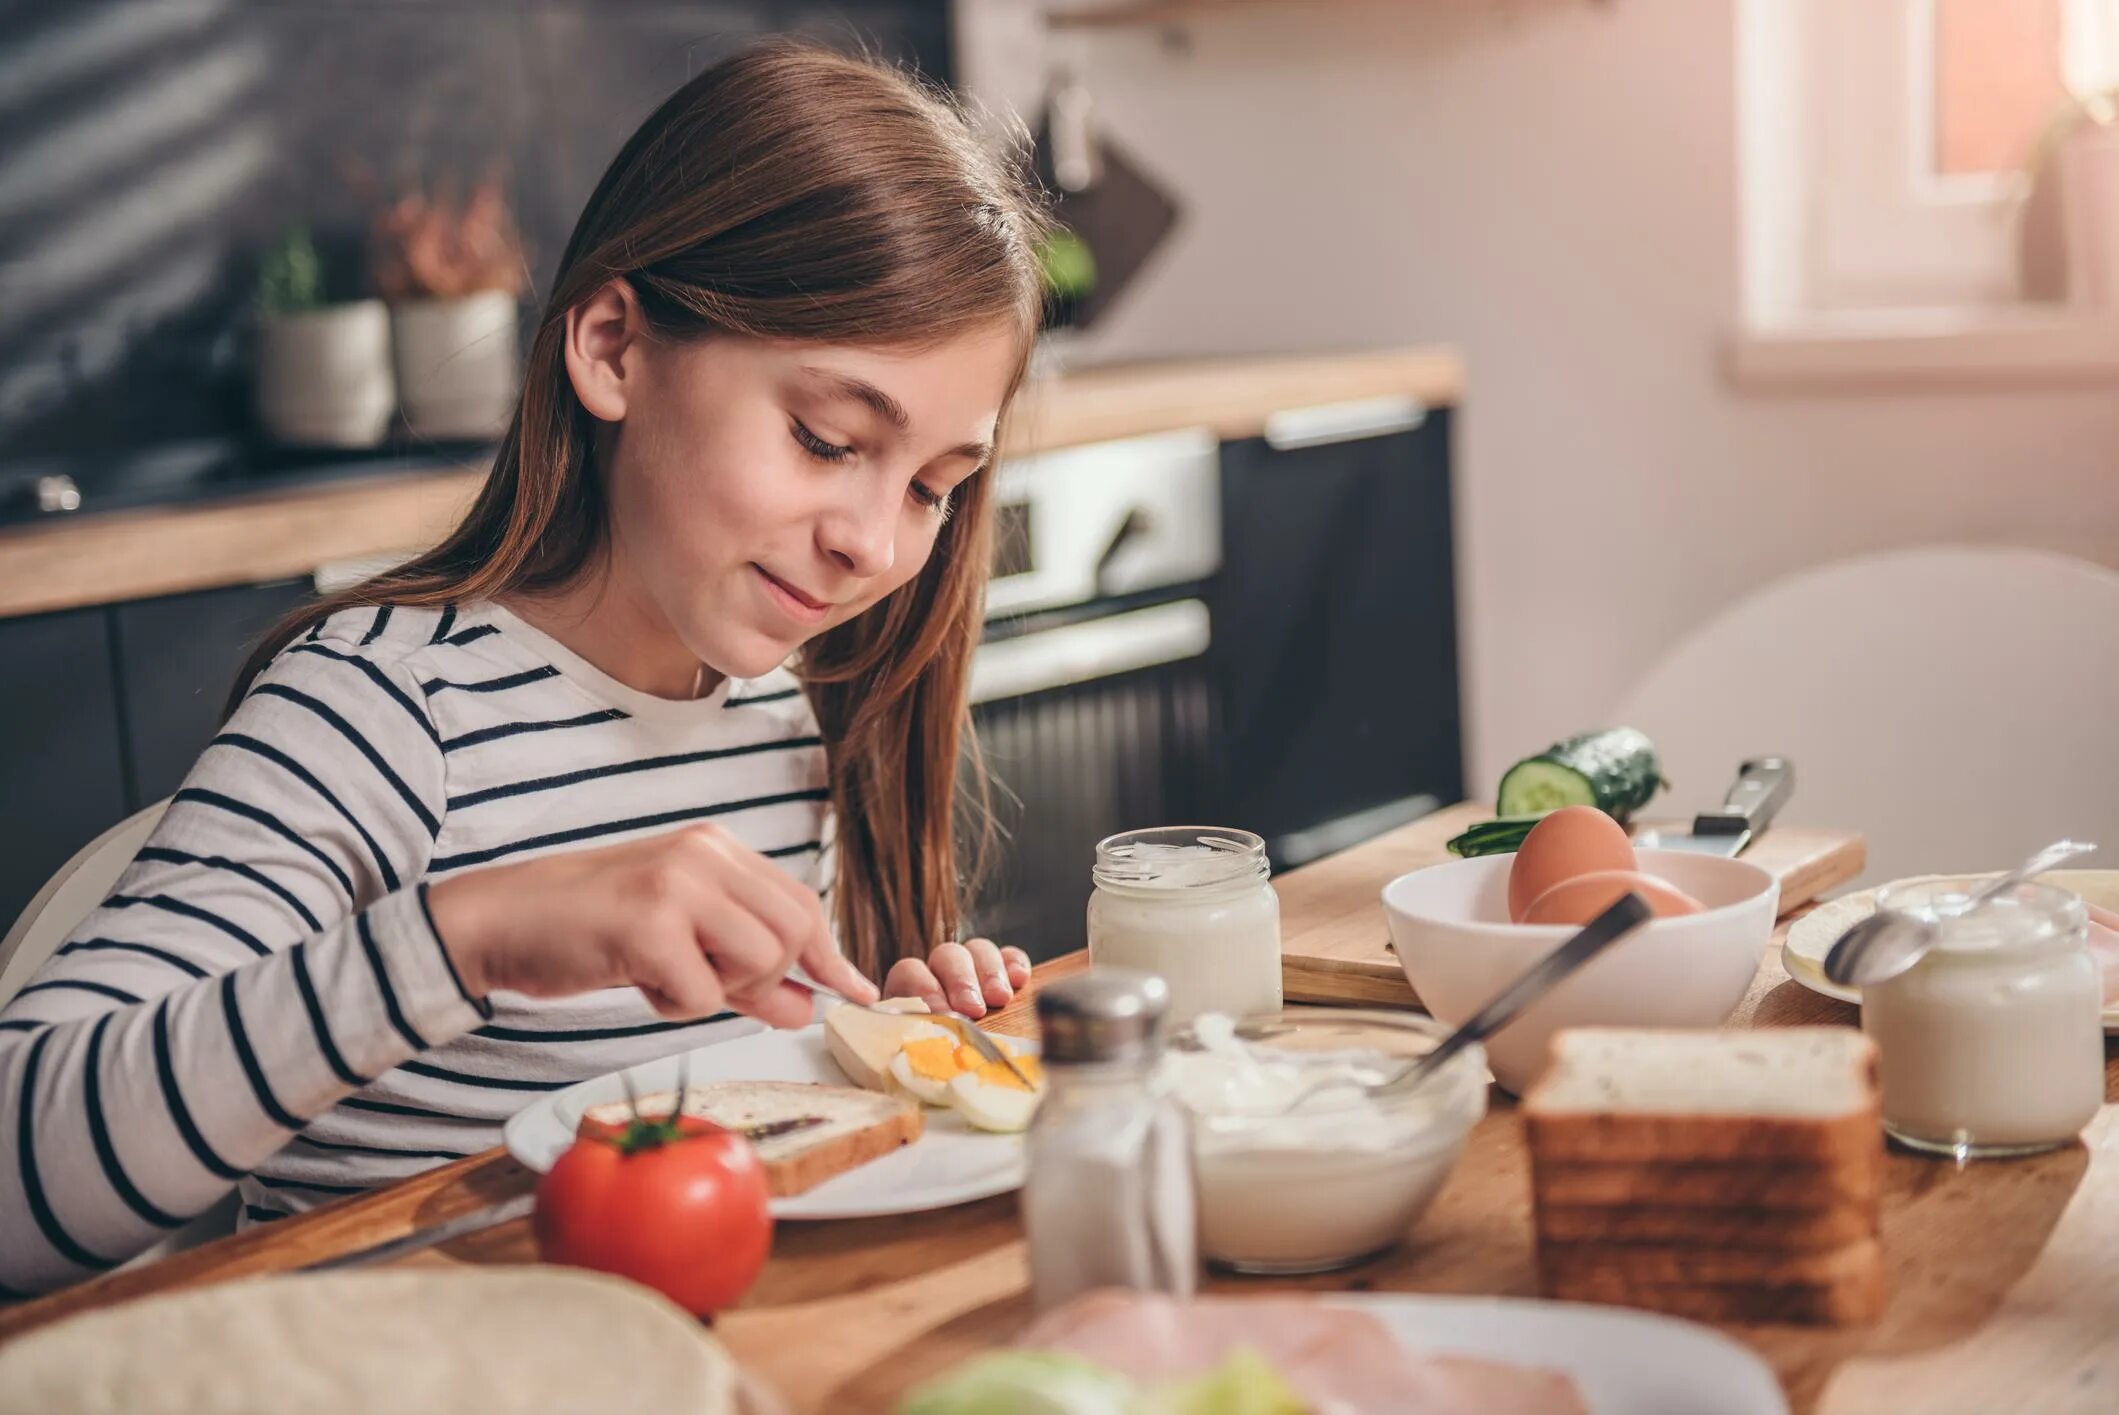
[0,347,1463,621]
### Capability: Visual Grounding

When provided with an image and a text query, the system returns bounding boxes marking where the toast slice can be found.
[1544,1265,1887,1326]
[1537,1235,1883,1289]
[1523,1028,1882,1165]
[1531,1157,1880,1213]
[581,1080,921,1196]
[1535,1201,1876,1251]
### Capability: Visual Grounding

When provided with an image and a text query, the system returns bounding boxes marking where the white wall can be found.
[966,0,2119,797]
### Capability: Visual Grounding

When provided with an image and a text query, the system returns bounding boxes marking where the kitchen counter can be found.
[0,347,1462,620]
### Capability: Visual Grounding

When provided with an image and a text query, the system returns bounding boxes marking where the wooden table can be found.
[4,810,2115,1414]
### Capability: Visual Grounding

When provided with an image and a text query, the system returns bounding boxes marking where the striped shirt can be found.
[0,602,832,1295]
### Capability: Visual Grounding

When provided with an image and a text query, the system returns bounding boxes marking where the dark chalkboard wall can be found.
[0,2,952,497]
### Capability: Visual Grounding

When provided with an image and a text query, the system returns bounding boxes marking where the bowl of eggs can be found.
[1380,807,1780,1093]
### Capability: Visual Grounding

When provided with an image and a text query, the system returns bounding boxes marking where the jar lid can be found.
[1036,968,1169,1065]
[1092,826,1269,891]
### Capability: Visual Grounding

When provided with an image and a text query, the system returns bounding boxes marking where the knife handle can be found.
[1695,757,1794,836]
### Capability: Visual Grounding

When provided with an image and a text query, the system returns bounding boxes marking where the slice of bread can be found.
[1535,1201,1876,1251]
[581,1081,922,1196]
[1543,1266,1887,1326]
[1531,1157,1880,1213]
[1537,1235,1883,1289]
[1523,1027,1881,1165]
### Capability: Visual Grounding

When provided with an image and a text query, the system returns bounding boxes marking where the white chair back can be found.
[0,800,171,1006]
[1615,547,2119,889]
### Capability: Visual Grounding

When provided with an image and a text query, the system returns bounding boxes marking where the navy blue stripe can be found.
[84,1015,185,1229]
[473,1013,737,1044]
[19,978,141,1006]
[250,683,438,836]
[420,665,560,697]
[303,622,324,642]
[287,643,440,746]
[440,708,627,754]
[173,789,356,901]
[59,937,208,979]
[414,884,490,1018]
[289,943,368,1088]
[244,1204,289,1225]
[356,912,430,1051]
[153,1001,244,1181]
[445,735,824,811]
[429,606,458,644]
[110,893,270,959]
[291,1134,472,1162]
[428,788,830,873]
[252,1173,367,1196]
[336,1096,483,1122]
[212,733,401,891]
[766,839,823,859]
[397,1059,570,1092]
[445,624,499,646]
[18,1029,117,1270]
[135,847,323,931]
[360,605,392,644]
[725,686,802,708]
[221,974,303,1131]
[0,1018,47,1034]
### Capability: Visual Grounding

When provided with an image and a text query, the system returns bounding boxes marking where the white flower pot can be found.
[255,300,396,448]
[2060,119,2119,307]
[390,290,521,440]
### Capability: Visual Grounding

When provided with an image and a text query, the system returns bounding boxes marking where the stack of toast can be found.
[1523,1027,1887,1325]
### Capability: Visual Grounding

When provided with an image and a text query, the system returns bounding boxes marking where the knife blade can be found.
[1636,757,1794,858]
[298,1115,828,1272]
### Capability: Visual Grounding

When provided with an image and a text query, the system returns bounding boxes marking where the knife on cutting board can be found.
[1635,757,1794,858]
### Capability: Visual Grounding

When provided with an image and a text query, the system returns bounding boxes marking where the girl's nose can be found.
[815,491,897,580]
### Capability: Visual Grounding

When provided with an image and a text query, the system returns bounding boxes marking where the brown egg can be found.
[1521,869,1705,927]
[1507,806,1639,923]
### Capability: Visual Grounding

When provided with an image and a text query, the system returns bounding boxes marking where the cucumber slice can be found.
[1493,760,1597,815]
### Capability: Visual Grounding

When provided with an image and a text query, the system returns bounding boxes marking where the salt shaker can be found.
[1022,969,1198,1313]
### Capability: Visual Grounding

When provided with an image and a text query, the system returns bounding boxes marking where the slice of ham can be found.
[1017,1291,1587,1415]
[2084,903,2119,1005]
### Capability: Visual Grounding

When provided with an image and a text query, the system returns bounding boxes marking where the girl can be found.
[0,41,1047,1295]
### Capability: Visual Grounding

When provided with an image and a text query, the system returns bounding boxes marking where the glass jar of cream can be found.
[1861,879,2103,1158]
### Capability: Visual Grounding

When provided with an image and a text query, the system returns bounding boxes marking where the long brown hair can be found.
[236,41,1050,979]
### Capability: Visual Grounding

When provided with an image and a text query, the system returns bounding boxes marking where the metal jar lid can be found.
[1035,968,1169,1066]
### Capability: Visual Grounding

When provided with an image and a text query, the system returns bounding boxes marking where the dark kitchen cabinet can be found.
[112,579,314,808]
[1210,410,1463,868]
[0,609,130,930]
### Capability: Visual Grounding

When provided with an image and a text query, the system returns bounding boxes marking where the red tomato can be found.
[534,1113,773,1317]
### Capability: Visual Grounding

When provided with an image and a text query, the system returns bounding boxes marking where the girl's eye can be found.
[791,420,854,463]
[910,481,953,520]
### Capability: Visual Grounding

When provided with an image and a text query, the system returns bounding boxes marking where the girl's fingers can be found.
[1001,946,1033,989]
[883,958,948,1013]
[961,937,1015,1009]
[923,941,987,1018]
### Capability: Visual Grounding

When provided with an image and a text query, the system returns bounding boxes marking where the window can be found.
[1742,0,2119,318]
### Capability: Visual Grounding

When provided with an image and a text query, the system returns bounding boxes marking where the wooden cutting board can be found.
[1277,802,1868,1008]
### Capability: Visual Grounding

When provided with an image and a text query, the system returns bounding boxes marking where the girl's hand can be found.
[883,938,1033,1020]
[427,823,878,1030]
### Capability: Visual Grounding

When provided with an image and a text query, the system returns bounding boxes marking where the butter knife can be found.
[300,1116,826,1272]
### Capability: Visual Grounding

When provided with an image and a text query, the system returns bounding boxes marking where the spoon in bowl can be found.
[1822,838,2097,989]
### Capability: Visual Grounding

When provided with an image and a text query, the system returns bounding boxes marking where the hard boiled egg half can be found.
[888,1034,970,1104]
[948,1055,1045,1133]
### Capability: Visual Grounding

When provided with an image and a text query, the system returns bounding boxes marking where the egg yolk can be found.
[972,1056,1043,1092]
[900,1037,966,1082]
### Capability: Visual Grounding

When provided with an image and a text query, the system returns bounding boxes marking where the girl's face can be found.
[576,293,1020,682]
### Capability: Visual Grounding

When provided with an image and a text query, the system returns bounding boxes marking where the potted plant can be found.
[253,224,396,448]
[371,177,528,441]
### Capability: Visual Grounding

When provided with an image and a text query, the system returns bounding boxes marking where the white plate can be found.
[1781,869,2119,1031]
[1333,1293,1788,1415]
[502,1024,1033,1220]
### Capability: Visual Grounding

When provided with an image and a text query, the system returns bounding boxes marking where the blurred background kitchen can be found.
[3,0,2116,958]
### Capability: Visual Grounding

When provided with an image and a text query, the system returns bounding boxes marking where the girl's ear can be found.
[563,277,645,423]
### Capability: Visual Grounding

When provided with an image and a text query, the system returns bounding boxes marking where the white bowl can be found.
[1380,849,1780,1094]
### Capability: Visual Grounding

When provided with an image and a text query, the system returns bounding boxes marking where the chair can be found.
[1615,546,2119,890]
[0,798,239,1263]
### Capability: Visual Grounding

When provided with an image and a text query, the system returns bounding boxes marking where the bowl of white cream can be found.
[1161,1009,1488,1275]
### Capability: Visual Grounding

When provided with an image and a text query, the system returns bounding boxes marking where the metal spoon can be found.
[1255,892,1653,1115]
[1822,838,2098,989]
